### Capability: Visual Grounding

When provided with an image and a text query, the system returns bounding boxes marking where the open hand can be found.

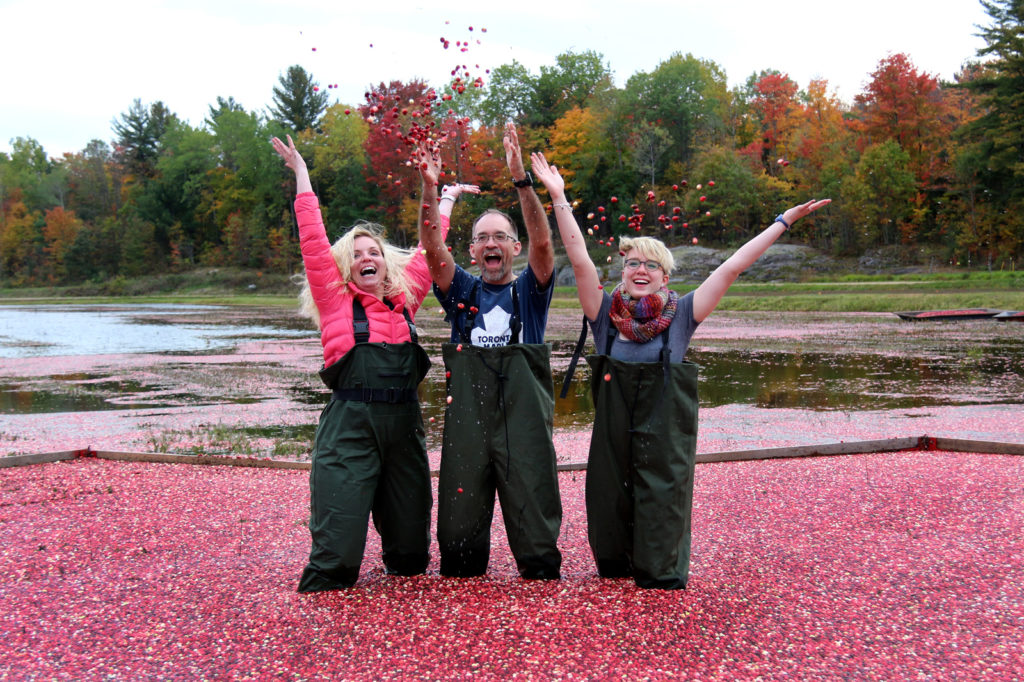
[781,199,832,227]
[271,135,306,172]
[441,183,481,201]
[529,152,565,199]
[503,123,526,180]
[416,142,442,186]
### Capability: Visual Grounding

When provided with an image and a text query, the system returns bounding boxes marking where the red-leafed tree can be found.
[359,79,439,230]
[751,72,800,174]
[853,53,950,185]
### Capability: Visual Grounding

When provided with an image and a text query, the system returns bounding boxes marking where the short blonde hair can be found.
[297,223,416,329]
[618,236,675,275]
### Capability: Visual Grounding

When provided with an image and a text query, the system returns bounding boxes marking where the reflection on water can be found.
[2,306,1022,440]
[0,304,313,357]
[547,345,1023,431]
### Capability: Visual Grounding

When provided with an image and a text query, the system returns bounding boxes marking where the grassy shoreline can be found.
[2,268,1021,313]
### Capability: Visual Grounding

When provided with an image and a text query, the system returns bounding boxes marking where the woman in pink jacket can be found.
[272,135,446,592]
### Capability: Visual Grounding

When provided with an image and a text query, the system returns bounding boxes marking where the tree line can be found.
[2,0,1022,287]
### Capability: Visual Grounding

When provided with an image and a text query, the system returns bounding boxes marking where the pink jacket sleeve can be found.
[295,192,347,321]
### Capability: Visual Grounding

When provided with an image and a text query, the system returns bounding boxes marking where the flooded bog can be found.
[1,305,1021,458]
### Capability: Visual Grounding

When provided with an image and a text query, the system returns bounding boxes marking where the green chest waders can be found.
[297,341,432,592]
[585,354,699,589]
[437,342,562,579]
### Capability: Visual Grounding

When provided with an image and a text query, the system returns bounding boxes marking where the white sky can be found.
[0,0,993,159]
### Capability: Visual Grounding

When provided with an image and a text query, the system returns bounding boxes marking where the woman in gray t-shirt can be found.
[533,151,830,589]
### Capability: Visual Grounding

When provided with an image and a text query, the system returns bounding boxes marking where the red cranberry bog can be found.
[3,442,1023,680]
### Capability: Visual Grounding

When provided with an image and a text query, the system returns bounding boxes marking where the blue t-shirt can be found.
[588,290,699,362]
[436,264,553,345]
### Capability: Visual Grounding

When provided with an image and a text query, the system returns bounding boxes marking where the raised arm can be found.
[271,135,312,195]
[692,199,832,322]
[438,183,481,220]
[531,152,604,321]
[505,124,554,287]
[416,142,456,294]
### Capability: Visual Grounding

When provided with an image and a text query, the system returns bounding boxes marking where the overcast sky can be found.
[0,0,993,159]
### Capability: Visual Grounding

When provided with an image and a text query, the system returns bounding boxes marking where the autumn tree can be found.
[42,206,82,282]
[750,72,800,175]
[548,107,604,201]
[437,122,506,192]
[788,79,853,198]
[0,192,44,284]
[853,54,948,185]
[954,201,1024,268]
[947,1,1024,261]
[358,79,437,240]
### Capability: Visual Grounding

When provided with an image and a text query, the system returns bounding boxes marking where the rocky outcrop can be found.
[553,243,841,287]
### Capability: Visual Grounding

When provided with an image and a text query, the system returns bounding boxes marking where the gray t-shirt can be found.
[587,290,699,362]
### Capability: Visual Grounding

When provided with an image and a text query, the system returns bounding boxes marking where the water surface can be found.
[1,305,1021,455]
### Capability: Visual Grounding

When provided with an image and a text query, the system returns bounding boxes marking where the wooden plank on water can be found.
[695,437,921,464]
[4,437,1020,474]
[929,438,1024,456]
[0,451,77,468]
[94,450,310,470]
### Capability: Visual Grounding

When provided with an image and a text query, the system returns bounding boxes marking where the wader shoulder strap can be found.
[352,297,417,345]
[510,283,522,345]
[352,298,370,344]
[559,316,590,399]
[402,306,418,343]
[604,319,617,355]
[658,330,672,394]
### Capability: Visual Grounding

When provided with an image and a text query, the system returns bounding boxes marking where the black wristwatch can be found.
[512,172,533,189]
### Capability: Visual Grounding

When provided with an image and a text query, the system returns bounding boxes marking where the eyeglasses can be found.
[623,258,663,272]
[471,232,516,245]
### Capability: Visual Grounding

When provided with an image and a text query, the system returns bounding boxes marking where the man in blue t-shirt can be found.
[416,124,562,580]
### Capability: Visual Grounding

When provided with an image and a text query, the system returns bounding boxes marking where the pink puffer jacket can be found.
[295,193,448,366]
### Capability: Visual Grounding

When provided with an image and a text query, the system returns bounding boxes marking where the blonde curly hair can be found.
[297,223,416,329]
